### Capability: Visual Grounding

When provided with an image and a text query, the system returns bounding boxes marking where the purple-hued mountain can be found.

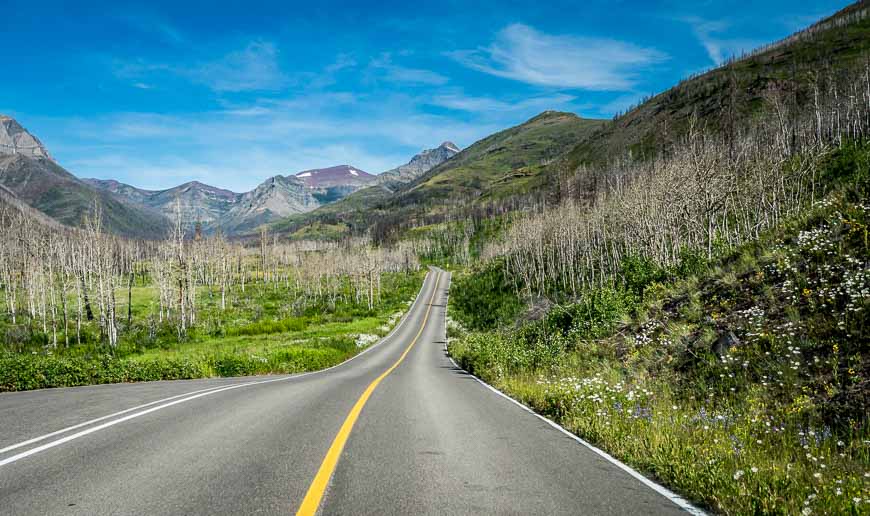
[295,165,375,188]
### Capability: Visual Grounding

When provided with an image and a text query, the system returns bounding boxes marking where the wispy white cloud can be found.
[112,40,288,93]
[449,24,666,91]
[54,91,502,191]
[369,53,449,86]
[187,41,288,92]
[324,53,358,74]
[683,17,763,65]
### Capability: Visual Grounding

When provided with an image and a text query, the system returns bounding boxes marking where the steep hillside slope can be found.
[0,184,65,229]
[0,152,169,239]
[376,142,460,187]
[220,175,318,234]
[563,1,870,168]
[449,142,870,515]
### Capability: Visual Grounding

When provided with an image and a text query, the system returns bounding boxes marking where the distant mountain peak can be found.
[376,141,461,186]
[0,115,52,160]
[294,165,374,188]
[439,141,460,153]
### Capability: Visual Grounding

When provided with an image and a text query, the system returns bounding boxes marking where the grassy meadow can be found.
[1,270,423,391]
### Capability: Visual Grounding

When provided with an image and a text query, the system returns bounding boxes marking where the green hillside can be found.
[448,142,870,514]
[272,112,607,240]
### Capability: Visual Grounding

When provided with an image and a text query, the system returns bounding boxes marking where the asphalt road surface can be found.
[0,269,698,515]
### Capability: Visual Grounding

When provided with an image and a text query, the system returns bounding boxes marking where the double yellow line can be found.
[295,271,441,515]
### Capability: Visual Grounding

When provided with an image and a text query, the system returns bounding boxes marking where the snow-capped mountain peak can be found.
[293,165,374,188]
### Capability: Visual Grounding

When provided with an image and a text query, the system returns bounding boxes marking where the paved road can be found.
[0,269,695,515]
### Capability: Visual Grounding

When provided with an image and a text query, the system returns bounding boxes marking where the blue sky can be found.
[0,0,853,191]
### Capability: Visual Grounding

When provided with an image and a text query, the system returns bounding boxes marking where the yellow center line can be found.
[295,271,441,516]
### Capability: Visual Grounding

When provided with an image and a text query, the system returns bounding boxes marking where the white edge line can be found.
[445,354,707,516]
[0,378,287,467]
[0,383,234,455]
[0,270,436,466]
[438,270,706,516]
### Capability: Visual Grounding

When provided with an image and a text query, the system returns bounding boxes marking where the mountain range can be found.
[4,1,867,243]
[0,115,459,237]
[273,112,607,239]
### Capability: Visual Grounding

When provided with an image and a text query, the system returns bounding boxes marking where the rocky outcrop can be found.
[0,115,52,160]
[376,142,460,186]
[219,175,318,233]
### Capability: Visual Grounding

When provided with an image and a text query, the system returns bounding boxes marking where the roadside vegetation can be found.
[448,55,870,514]
[0,213,422,391]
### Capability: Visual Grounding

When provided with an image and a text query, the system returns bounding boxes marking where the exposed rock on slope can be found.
[220,175,318,234]
[0,115,51,159]
[85,179,240,225]
[376,142,460,187]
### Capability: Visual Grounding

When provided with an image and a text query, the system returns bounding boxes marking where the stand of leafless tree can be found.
[0,200,420,348]
[485,61,870,299]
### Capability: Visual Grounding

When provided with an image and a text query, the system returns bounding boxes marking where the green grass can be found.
[409,112,607,201]
[0,271,423,391]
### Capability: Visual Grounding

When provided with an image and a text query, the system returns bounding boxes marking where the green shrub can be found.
[544,288,634,341]
[620,253,667,298]
[450,259,522,331]
[212,354,261,377]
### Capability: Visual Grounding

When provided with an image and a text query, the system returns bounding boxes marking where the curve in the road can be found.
[0,269,705,515]
[0,270,435,466]
[296,271,441,515]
